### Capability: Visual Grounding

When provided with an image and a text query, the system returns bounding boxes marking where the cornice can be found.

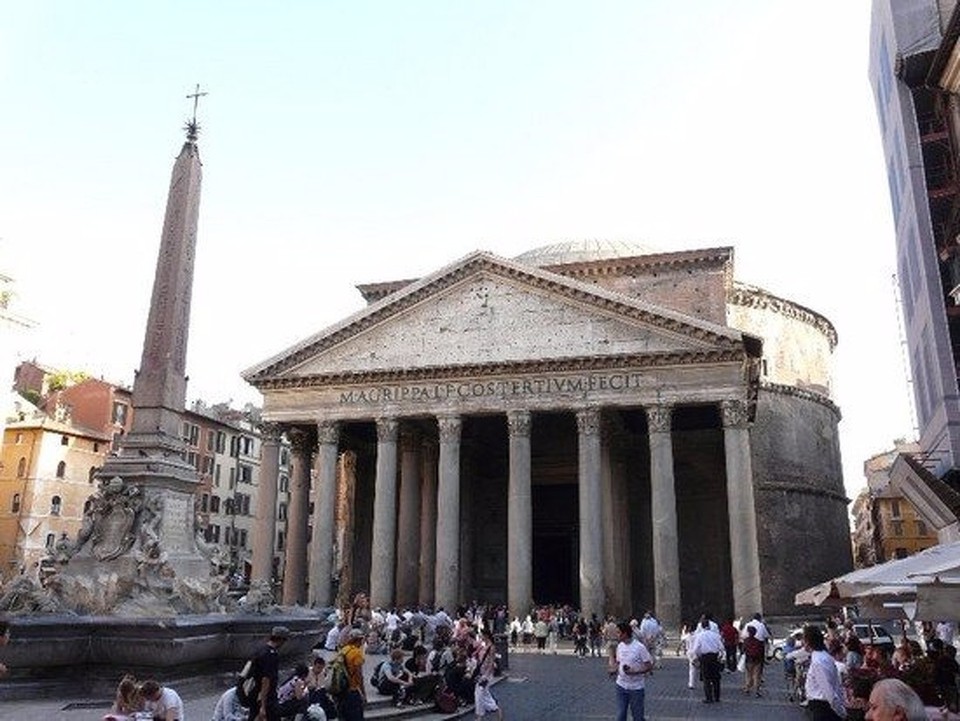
[759,381,840,420]
[730,283,838,349]
[252,348,747,390]
[249,254,742,382]
[543,246,733,280]
[757,480,849,504]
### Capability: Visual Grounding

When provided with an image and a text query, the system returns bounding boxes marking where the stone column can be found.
[308,420,339,607]
[396,428,422,607]
[722,399,763,617]
[507,410,533,617]
[577,408,604,619]
[647,405,681,629]
[601,416,630,617]
[282,427,312,605]
[370,417,399,609]
[251,422,281,585]
[434,415,461,612]
[419,440,438,606]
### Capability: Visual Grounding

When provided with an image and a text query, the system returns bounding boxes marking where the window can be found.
[279,474,289,493]
[277,531,285,551]
[308,502,315,516]
[210,496,221,513]
[93,442,100,453]
[84,499,92,513]
[278,502,287,521]
[229,467,236,489]
[201,494,209,513]
[11,494,20,513]
[895,547,908,559]
[280,448,290,467]
[206,430,215,452]
[181,422,200,447]
[50,496,62,516]
[112,401,128,426]
[216,431,226,454]
[17,457,26,478]
[239,529,248,548]
[61,435,69,446]
[241,436,254,456]
[201,456,214,476]
[56,461,66,479]
[916,520,927,536]
[210,524,221,543]
[891,520,903,536]
[15,432,22,444]
[238,464,252,484]
[224,498,234,515]
[890,500,901,518]
[88,466,98,483]
[46,533,56,549]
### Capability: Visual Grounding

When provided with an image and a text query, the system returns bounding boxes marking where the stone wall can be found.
[751,388,850,615]
[727,284,837,397]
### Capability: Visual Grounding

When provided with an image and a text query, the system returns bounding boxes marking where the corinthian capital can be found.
[316,420,340,445]
[376,417,399,443]
[576,408,601,436]
[721,400,749,429]
[507,410,531,438]
[437,415,462,443]
[645,405,672,433]
[258,421,283,443]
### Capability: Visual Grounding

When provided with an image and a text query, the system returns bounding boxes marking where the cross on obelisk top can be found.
[184,83,208,141]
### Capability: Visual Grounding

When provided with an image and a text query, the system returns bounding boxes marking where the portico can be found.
[245,250,765,625]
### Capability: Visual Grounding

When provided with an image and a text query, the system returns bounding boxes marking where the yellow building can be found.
[0,412,109,578]
[852,444,939,567]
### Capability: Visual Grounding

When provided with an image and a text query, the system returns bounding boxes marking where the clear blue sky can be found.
[0,1,913,499]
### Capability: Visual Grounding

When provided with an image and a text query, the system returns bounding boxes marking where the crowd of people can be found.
[678,611,960,721]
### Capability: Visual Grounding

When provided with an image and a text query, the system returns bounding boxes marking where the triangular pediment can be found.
[244,251,745,384]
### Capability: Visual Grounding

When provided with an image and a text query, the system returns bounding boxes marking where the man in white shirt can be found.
[936,620,956,647]
[803,625,846,720]
[689,619,725,703]
[141,679,185,721]
[611,621,653,721]
[742,613,770,642]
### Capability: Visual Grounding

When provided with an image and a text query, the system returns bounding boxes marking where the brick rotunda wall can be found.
[727,284,851,616]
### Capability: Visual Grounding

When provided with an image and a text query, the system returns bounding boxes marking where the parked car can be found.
[851,622,895,650]
[770,628,805,660]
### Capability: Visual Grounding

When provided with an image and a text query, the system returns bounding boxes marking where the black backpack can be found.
[235,658,260,709]
[369,660,386,690]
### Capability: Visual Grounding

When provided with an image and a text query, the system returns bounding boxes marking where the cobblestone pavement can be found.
[0,648,808,720]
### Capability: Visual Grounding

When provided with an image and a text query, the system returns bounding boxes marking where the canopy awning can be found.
[794,541,960,621]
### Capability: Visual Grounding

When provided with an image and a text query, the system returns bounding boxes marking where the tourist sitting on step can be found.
[305,654,338,720]
[402,644,442,704]
[276,663,311,720]
[139,679,184,721]
[443,646,477,706]
[376,648,415,705]
[102,673,144,721]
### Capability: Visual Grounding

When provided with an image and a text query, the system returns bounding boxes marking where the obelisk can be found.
[70,90,210,584]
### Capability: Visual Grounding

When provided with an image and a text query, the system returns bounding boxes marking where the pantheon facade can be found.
[244,241,852,624]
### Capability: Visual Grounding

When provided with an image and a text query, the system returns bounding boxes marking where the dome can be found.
[512,239,658,267]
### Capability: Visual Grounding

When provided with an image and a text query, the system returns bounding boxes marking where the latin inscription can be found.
[339,371,650,405]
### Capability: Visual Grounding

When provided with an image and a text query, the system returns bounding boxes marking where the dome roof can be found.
[512,239,657,267]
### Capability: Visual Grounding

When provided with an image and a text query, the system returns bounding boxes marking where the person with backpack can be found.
[335,628,366,721]
[237,625,291,721]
